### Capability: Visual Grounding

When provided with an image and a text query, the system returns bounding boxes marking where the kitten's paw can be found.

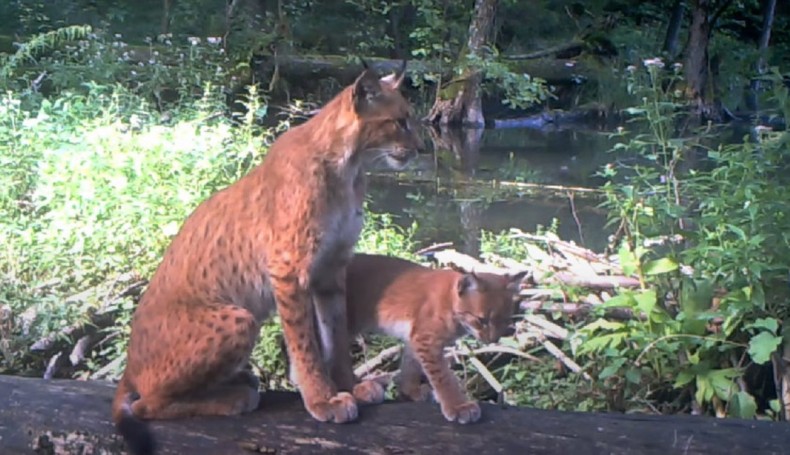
[353,380,385,405]
[397,383,433,402]
[442,400,481,424]
[306,392,359,423]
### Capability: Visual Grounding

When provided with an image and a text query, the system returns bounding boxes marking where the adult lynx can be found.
[112,63,423,454]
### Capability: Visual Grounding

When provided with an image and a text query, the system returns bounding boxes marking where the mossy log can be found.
[1,375,789,454]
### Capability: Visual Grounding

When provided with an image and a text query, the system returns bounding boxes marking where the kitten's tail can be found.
[112,377,157,455]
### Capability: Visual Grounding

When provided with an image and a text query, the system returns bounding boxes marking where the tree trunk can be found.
[684,0,715,117]
[425,0,498,128]
[747,0,777,110]
[662,0,685,59]
[3,375,790,454]
[161,0,173,35]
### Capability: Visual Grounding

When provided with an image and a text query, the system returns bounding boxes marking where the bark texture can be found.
[2,375,790,454]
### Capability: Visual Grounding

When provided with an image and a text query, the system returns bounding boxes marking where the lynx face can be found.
[352,64,424,170]
[454,271,530,344]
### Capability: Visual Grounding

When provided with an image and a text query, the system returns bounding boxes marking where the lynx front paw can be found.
[306,392,359,423]
[441,400,481,424]
[352,380,385,405]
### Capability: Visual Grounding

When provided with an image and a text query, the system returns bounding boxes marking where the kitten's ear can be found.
[505,270,533,290]
[457,272,480,296]
[352,69,383,114]
[380,59,407,90]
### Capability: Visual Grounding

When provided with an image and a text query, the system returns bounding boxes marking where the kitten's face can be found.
[454,271,530,344]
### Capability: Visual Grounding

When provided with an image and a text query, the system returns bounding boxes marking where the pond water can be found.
[366,126,621,256]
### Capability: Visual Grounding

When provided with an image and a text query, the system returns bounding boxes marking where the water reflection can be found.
[367,126,617,254]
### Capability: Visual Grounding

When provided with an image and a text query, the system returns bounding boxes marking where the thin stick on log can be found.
[567,191,586,246]
[520,300,643,321]
[537,334,592,381]
[90,354,125,380]
[448,344,540,363]
[354,345,402,379]
[415,242,454,256]
[522,314,569,340]
[467,356,503,396]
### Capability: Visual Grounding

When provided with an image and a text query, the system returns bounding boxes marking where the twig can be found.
[567,191,585,246]
[536,334,591,381]
[43,352,67,380]
[522,314,569,340]
[448,344,540,363]
[69,335,93,366]
[415,242,454,256]
[354,345,402,378]
[91,353,125,380]
[467,356,502,395]
[520,300,643,321]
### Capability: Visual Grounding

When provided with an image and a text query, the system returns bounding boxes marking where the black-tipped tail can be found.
[116,398,157,455]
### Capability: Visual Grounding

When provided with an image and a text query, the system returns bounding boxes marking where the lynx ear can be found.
[380,59,407,90]
[457,272,480,296]
[352,69,383,114]
[505,270,533,290]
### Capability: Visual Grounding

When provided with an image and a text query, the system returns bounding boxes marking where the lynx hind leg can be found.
[272,275,357,424]
[410,335,482,424]
[131,305,261,420]
[395,345,433,402]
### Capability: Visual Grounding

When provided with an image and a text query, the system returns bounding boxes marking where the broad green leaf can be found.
[618,243,639,277]
[695,376,713,404]
[643,257,679,275]
[580,318,626,333]
[748,332,782,364]
[729,391,757,419]
[625,367,642,385]
[600,293,635,308]
[770,399,782,414]
[709,370,739,400]
[746,317,779,334]
[674,370,695,388]
[599,360,624,380]
[633,289,657,314]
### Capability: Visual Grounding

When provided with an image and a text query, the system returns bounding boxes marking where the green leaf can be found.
[599,360,624,380]
[709,369,739,400]
[674,370,695,388]
[633,289,657,314]
[746,317,779,334]
[643,257,679,275]
[729,391,757,419]
[695,375,714,404]
[770,399,781,414]
[625,367,642,385]
[618,244,639,276]
[748,332,782,364]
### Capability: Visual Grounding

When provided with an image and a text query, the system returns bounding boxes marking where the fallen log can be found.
[1,375,788,454]
[254,54,597,87]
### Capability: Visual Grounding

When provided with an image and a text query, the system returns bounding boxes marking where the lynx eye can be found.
[396,118,409,131]
[477,316,490,326]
